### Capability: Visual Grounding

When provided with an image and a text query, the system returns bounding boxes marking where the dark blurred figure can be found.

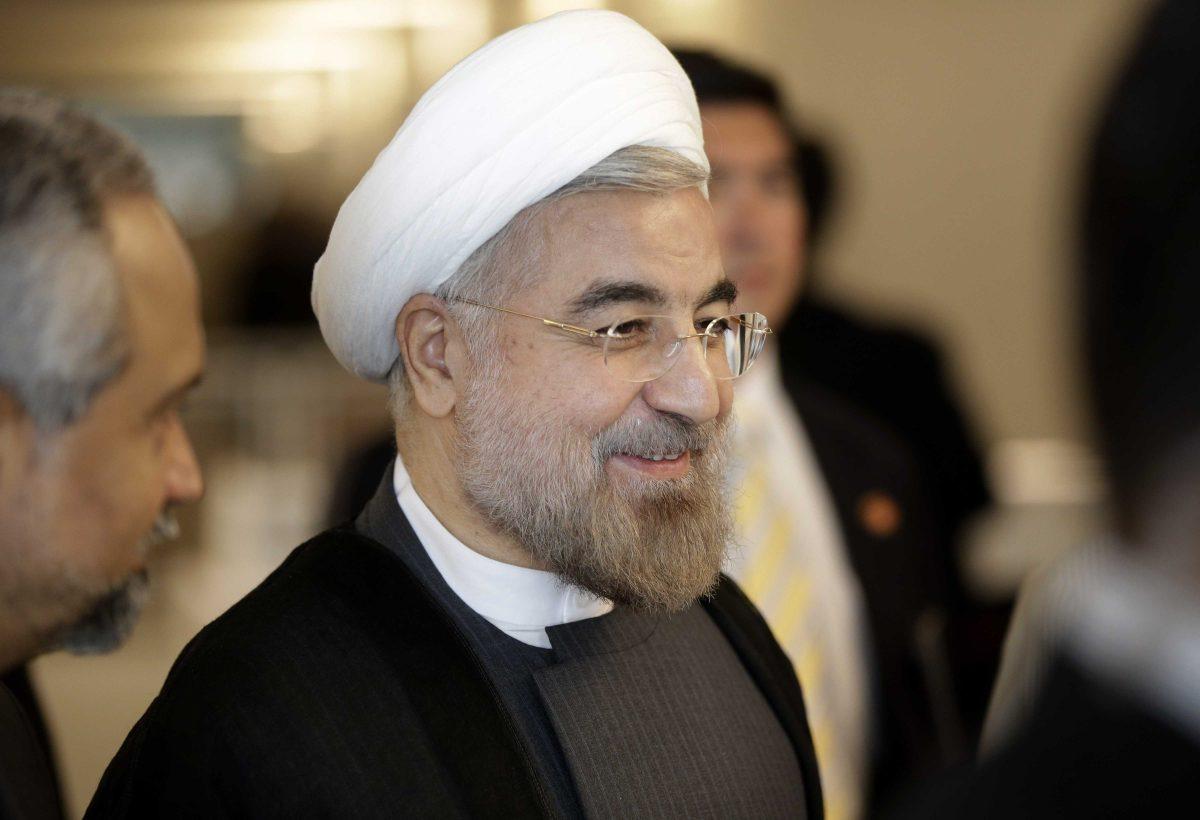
[662,48,979,816]
[674,48,1006,745]
[0,90,206,820]
[676,50,991,551]
[1,667,61,819]
[790,141,991,548]
[240,206,332,326]
[793,98,1006,746]
[895,1,1200,815]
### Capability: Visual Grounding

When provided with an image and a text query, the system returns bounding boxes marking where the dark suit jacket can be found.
[784,296,991,542]
[778,374,969,806]
[782,295,1009,708]
[891,655,1200,818]
[0,680,60,820]
[783,297,1010,733]
[86,516,822,818]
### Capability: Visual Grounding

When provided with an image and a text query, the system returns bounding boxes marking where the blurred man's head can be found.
[393,147,739,612]
[1081,0,1200,555]
[0,91,205,671]
[674,50,817,328]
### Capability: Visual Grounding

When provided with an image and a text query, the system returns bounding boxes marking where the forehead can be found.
[103,195,203,390]
[700,102,793,165]
[522,187,723,311]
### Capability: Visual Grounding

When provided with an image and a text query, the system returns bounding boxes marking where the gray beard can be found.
[52,511,177,655]
[53,570,150,655]
[457,375,733,614]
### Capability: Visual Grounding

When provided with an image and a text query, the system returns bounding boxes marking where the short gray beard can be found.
[457,364,733,614]
[52,511,179,655]
[54,570,150,655]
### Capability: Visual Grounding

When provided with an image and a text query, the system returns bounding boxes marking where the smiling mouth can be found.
[621,451,683,462]
[610,450,694,479]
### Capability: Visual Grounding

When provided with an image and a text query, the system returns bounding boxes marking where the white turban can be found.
[312,9,707,381]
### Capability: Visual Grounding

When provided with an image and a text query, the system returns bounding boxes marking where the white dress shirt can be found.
[393,456,612,649]
[724,348,872,820]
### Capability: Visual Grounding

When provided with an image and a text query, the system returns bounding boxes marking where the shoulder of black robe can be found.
[702,574,825,820]
[85,527,548,819]
[86,528,826,819]
[0,681,61,820]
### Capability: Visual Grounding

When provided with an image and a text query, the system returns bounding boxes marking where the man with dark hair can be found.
[898,0,1200,815]
[673,50,991,548]
[0,90,205,819]
[671,48,995,817]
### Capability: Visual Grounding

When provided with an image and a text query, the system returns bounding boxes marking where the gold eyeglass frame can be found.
[450,296,773,382]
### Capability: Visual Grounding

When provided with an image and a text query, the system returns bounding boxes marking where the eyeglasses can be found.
[452,297,772,383]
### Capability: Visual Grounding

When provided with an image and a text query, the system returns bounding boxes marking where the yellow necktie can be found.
[735,417,860,820]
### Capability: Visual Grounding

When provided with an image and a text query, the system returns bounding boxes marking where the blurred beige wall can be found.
[0,0,1154,446]
[616,0,1149,446]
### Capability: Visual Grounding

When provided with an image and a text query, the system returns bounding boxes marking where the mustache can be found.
[592,413,729,461]
[137,510,181,554]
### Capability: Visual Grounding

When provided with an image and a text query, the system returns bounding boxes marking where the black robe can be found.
[85,517,823,818]
[0,680,60,820]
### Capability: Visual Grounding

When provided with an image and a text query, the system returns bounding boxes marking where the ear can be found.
[395,294,465,419]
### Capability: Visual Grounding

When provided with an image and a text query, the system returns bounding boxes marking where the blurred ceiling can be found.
[0,0,499,198]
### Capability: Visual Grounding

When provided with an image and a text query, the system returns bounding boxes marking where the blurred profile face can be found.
[455,188,735,612]
[0,194,205,668]
[702,101,807,327]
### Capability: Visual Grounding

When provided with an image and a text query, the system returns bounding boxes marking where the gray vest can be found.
[357,468,806,819]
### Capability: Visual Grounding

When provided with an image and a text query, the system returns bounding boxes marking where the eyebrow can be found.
[568,280,668,316]
[696,279,738,310]
[566,277,739,318]
[148,370,205,419]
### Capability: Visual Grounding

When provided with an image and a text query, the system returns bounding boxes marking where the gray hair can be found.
[0,90,156,430]
[388,144,709,418]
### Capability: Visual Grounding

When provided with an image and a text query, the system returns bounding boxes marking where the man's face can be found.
[455,187,735,612]
[702,102,807,326]
[0,194,205,666]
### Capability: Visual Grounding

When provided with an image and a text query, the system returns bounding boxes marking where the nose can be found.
[640,335,724,425]
[165,416,204,504]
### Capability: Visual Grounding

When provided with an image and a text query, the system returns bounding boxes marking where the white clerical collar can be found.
[393,456,612,649]
[1062,544,1200,745]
